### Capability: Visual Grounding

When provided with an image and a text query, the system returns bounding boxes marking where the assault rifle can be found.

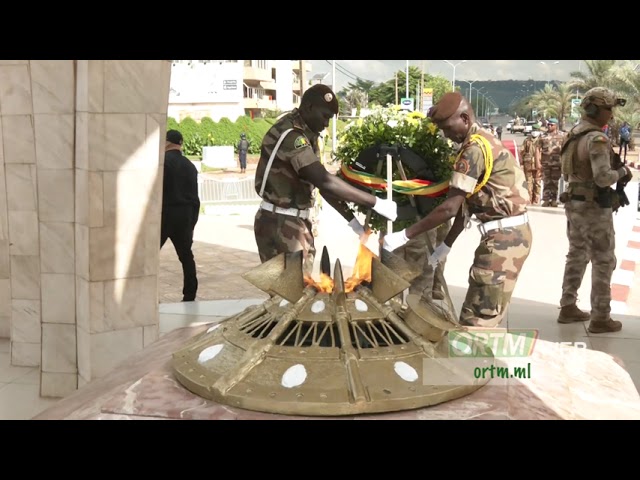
[611,151,631,211]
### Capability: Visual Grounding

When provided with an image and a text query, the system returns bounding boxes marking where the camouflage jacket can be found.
[536,130,567,160]
[520,137,536,161]
[565,119,623,188]
[254,109,320,209]
[450,123,530,223]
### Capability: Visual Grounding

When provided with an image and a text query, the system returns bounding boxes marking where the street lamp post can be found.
[443,60,467,91]
[461,79,478,106]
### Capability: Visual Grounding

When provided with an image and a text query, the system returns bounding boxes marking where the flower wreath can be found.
[332,106,456,232]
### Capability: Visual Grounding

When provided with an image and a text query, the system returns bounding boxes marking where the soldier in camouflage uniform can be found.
[254,84,397,274]
[535,118,566,207]
[384,92,531,327]
[397,220,451,301]
[558,87,633,333]
[519,134,541,204]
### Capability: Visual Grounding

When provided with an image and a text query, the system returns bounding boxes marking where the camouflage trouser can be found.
[541,156,561,202]
[560,200,616,321]
[523,160,541,205]
[254,209,315,275]
[459,222,532,327]
[396,220,451,298]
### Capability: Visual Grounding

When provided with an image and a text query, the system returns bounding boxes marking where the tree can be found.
[528,83,575,130]
[368,66,452,110]
[568,60,620,93]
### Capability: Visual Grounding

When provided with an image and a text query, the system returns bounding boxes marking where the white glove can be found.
[348,218,366,240]
[372,198,398,221]
[428,243,451,267]
[382,229,409,252]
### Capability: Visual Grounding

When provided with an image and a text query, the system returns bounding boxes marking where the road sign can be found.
[422,88,433,114]
[571,98,581,118]
[400,97,414,111]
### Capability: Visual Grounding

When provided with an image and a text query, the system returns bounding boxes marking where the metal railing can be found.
[198,176,261,206]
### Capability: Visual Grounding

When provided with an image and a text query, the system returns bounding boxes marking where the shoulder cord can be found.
[458,133,494,229]
[259,128,296,198]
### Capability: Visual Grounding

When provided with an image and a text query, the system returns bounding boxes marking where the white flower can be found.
[387,120,399,128]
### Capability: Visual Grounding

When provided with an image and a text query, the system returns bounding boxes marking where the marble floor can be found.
[2,292,640,420]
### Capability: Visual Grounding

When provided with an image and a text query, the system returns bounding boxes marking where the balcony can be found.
[243,96,276,110]
[292,61,313,74]
[243,66,273,83]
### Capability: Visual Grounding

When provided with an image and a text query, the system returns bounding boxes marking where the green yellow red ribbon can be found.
[339,134,493,199]
[339,164,450,197]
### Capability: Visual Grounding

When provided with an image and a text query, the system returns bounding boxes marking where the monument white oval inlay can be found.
[198,344,224,364]
[279,299,289,307]
[206,324,221,333]
[311,300,325,313]
[281,364,307,388]
[394,361,418,382]
[355,299,368,312]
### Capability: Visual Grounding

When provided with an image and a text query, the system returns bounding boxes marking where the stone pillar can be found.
[0,60,171,397]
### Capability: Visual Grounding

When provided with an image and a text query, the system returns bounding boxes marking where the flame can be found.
[304,231,376,293]
[344,243,374,292]
[304,272,334,293]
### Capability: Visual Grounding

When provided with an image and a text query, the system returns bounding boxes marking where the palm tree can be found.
[567,60,620,93]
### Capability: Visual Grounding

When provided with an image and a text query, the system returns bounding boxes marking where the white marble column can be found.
[0,60,171,397]
[74,60,170,390]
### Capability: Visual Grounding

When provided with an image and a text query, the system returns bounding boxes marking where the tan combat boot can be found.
[550,200,558,207]
[557,304,590,324]
[541,200,551,207]
[588,318,623,333]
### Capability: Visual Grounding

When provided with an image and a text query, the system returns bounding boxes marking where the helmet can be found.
[581,87,626,109]
[240,133,246,138]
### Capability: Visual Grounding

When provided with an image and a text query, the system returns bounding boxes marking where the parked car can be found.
[506,121,513,133]
[524,121,538,135]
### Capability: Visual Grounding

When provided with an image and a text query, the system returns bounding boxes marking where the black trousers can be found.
[161,205,198,301]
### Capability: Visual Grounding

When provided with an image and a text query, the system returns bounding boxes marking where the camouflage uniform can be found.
[519,135,541,204]
[397,220,451,299]
[450,124,532,327]
[536,128,567,206]
[560,118,627,328]
[254,109,320,274]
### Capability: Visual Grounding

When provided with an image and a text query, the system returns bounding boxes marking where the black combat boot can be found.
[557,304,590,324]
[588,318,623,334]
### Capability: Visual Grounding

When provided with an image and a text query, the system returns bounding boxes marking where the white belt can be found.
[260,200,310,219]
[478,212,529,236]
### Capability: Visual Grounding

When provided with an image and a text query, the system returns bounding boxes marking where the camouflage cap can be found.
[301,84,339,115]
[581,87,626,109]
[427,92,462,122]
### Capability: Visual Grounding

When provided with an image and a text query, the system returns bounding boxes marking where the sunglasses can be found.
[616,98,627,107]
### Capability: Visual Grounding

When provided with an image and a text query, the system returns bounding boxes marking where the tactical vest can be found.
[560,122,612,203]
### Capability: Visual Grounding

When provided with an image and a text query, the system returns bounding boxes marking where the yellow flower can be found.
[408,111,426,119]
[427,123,438,135]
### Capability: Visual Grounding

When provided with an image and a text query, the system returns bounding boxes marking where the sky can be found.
[308,60,586,89]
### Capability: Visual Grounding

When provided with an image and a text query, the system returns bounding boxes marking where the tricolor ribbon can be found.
[339,164,449,197]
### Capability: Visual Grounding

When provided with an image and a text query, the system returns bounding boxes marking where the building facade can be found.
[168,60,312,122]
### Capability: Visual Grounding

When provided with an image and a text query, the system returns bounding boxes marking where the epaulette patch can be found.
[592,135,608,143]
[294,136,310,149]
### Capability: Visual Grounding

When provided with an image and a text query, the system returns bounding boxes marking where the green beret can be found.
[547,118,558,124]
[428,92,462,122]
[301,84,339,115]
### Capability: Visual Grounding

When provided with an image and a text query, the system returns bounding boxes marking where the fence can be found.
[198,176,261,213]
